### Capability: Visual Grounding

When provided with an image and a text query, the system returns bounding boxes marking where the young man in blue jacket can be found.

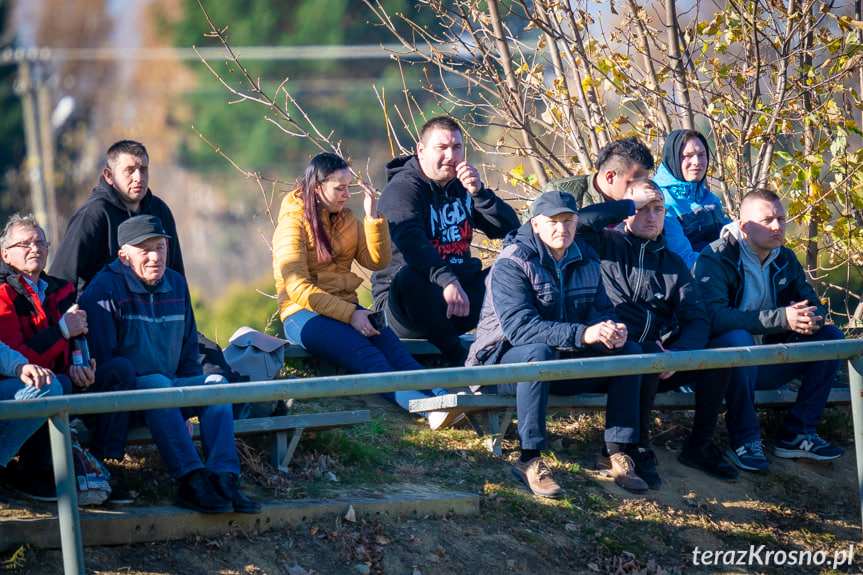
[467,191,647,497]
[694,189,845,472]
[80,215,260,514]
[577,178,739,486]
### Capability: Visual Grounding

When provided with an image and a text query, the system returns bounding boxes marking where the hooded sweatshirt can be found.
[50,175,184,294]
[575,200,709,351]
[654,130,729,269]
[694,221,824,337]
[717,222,780,343]
[370,155,519,307]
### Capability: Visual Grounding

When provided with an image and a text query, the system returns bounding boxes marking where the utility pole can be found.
[37,78,58,243]
[16,59,58,259]
[17,60,48,231]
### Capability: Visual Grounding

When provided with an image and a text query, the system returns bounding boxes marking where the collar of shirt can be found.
[22,275,47,304]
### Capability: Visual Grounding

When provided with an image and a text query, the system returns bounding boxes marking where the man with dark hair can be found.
[51,140,244,412]
[577,179,739,486]
[371,117,520,367]
[467,190,647,497]
[694,188,845,473]
[544,136,655,208]
[80,215,260,514]
[51,140,183,294]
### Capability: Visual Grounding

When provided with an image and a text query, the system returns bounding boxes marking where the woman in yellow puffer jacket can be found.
[272,153,457,429]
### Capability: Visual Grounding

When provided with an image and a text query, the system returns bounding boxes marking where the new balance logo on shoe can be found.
[773,433,845,461]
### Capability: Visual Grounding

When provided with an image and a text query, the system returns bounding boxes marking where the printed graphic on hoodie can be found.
[430,196,473,264]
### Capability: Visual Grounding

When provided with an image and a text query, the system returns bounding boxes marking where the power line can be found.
[0,44,434,65]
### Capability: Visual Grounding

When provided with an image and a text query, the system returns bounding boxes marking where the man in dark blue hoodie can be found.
[577,178,739,486]
[371,117,519,367]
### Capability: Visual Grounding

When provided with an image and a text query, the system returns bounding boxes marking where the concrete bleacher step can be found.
[0,491,479,551]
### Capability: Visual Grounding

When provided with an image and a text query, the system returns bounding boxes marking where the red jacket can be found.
[0,262,76,374]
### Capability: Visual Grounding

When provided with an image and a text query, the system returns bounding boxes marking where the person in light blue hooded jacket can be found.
[653,129,730,269]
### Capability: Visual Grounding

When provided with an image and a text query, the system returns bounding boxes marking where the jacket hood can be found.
[720,220,743,242]
[384,155,422,184]
[654,162,709,203]
[0,260,20,287]
[661,129,710,183]
[92,175,155,214]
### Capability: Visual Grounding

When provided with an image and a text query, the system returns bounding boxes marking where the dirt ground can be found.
[1,393,861,575]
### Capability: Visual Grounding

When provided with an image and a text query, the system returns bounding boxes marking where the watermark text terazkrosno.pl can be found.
[692,545,855,569]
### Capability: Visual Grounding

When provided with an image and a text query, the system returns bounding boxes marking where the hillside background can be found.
[0,0,474,343]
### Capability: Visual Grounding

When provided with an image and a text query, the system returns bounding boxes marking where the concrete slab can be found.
[0,491,478,551]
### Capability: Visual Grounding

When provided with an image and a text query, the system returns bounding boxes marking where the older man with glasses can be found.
[0,213,93,499]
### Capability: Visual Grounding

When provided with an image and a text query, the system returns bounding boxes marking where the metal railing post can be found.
[48,411,84,575]
[848,356,863,535]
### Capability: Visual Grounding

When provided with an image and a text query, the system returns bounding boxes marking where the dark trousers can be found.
[637,341,729,449]
[380,267,487,357]
[496,341,641,451]
[86,357,138,461]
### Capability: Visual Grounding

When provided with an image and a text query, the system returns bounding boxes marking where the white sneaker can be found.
[428,411,466,430]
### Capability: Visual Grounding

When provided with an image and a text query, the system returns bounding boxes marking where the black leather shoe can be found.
[176,469,233,514]
[213,472,262,514]
[678,441,740,482]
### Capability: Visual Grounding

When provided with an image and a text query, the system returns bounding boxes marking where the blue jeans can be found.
[713,326,844,446]
[136,373,240,480]
[283,309,444,414]
[496,341,641,450]
[0,375,63,467]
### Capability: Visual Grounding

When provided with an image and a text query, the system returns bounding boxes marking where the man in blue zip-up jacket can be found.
[577,178,738,486]
[694,189,845,473]
[81,215,260,515]
[467,191,647,497]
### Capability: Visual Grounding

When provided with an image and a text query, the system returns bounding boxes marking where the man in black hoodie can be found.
[51,141,245,415]
[371,117,519,365]
[51,140,183,293]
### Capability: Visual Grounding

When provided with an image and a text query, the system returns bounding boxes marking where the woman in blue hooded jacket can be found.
[653,129,730,269]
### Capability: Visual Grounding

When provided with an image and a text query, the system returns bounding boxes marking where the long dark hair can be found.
[300,152,349,262]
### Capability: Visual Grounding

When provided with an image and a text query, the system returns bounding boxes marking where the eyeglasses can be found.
[4,241,51,251]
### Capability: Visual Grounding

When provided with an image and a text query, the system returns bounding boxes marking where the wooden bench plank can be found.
[283,335,476,358]
[410,388,852,455]
[75,410,372,470]
[408,388,852,414]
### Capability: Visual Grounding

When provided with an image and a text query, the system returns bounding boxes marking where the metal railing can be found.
[1,340,862,574]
